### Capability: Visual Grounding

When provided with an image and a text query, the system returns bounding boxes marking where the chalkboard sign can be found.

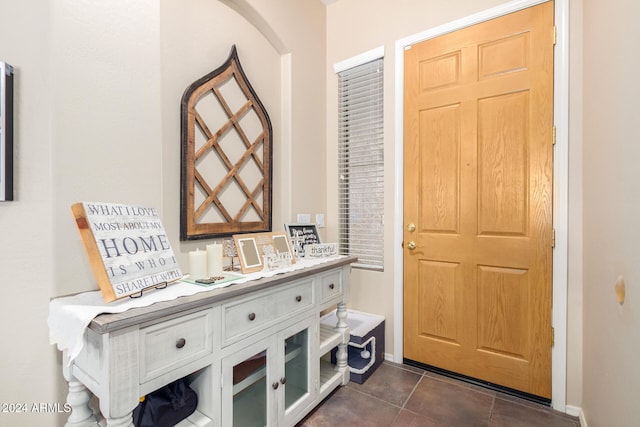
[285,223,321,258]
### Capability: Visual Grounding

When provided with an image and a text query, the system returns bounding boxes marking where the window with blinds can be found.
[337,56,384,270]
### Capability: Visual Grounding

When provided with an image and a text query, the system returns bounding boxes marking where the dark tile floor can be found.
[298,362,580,427]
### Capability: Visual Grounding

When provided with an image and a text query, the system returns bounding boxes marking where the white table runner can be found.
[49,256,344,364]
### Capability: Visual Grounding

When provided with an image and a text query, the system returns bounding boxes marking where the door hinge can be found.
[552,327,555,347]
[552,229,556,248]
[553,26,557,45]
[552,126,556,146]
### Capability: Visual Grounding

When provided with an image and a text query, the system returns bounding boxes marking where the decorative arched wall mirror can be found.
[180,46,273,240]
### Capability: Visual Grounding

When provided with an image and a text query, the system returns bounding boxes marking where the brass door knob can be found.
[406,241,416,250]
[407,223,416,232]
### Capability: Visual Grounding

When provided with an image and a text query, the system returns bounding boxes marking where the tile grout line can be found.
[487,393,496,426]
[389,371,443,426]
[344,382,406,410]
[342,384,409,427]
[350,366,429,426]
[399,371,425,411]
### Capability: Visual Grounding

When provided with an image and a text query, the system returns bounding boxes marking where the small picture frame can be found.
[233,231,296,273]
[285,223,321,258]
[234,236,262,273]
[272,233,292,255]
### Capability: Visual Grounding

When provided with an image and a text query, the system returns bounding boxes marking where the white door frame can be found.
[393,0,569,411]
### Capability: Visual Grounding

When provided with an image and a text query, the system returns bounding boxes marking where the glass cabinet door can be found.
[283,328,308,410]
[221,315,316,427]
[280,316,316,425]
[222,339,274,427]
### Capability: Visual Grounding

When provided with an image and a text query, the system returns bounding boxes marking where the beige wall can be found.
[325,0,584,414]
[567,0,584,412]
[5,0,638,425]
[158,0,282,259]
[51,0,164,294]
[0,0,325,425]
[0,1,59,426]
[582,0,640,425]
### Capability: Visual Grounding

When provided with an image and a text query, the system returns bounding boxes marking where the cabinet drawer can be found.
[222,280,313,345]
[139,309,213,383]
[319,270,343,304]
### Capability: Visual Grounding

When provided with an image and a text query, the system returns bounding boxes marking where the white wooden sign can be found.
[304,243,339,259]
[71,202,183,302]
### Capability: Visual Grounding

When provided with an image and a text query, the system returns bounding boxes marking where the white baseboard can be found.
[565,405,586,426]
[579,410,587,427]
[565,405,581,417]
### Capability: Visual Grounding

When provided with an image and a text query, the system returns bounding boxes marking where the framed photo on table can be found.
[284,223,320,258]
[233,231,296,273]
[234,236,262,273]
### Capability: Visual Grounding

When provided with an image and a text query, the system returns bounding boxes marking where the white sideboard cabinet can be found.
[59,256,356,427]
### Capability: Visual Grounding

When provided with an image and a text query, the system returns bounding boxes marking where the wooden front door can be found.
[403,1,554,399]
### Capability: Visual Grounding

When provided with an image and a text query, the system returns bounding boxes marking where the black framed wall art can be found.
[0,61,14,201]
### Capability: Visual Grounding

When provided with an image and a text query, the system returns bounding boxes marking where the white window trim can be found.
[333,46,384,74]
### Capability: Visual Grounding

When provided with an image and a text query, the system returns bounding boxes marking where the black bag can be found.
[133,378,198,427]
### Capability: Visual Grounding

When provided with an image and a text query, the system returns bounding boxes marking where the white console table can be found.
[55,256,356,427]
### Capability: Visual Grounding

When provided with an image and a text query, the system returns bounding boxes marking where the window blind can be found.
[337,57,384,270]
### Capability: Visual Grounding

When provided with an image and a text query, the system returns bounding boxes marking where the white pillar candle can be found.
[189,249,207,280]
[206,243,223,276]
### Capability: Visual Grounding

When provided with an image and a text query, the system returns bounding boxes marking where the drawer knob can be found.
[296,295,302,302]
[176,338,186,349]
[280,377,287,385]
[329,283,335,290]
[248,312,256,321]
[272,382,279,390]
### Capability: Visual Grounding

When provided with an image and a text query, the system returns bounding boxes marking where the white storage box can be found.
[320,309,385,384]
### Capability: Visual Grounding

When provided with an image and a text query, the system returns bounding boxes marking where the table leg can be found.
[335,302,350,384]
[64,378,98,427]
[105,414,134,427]
[336,302,348,331]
